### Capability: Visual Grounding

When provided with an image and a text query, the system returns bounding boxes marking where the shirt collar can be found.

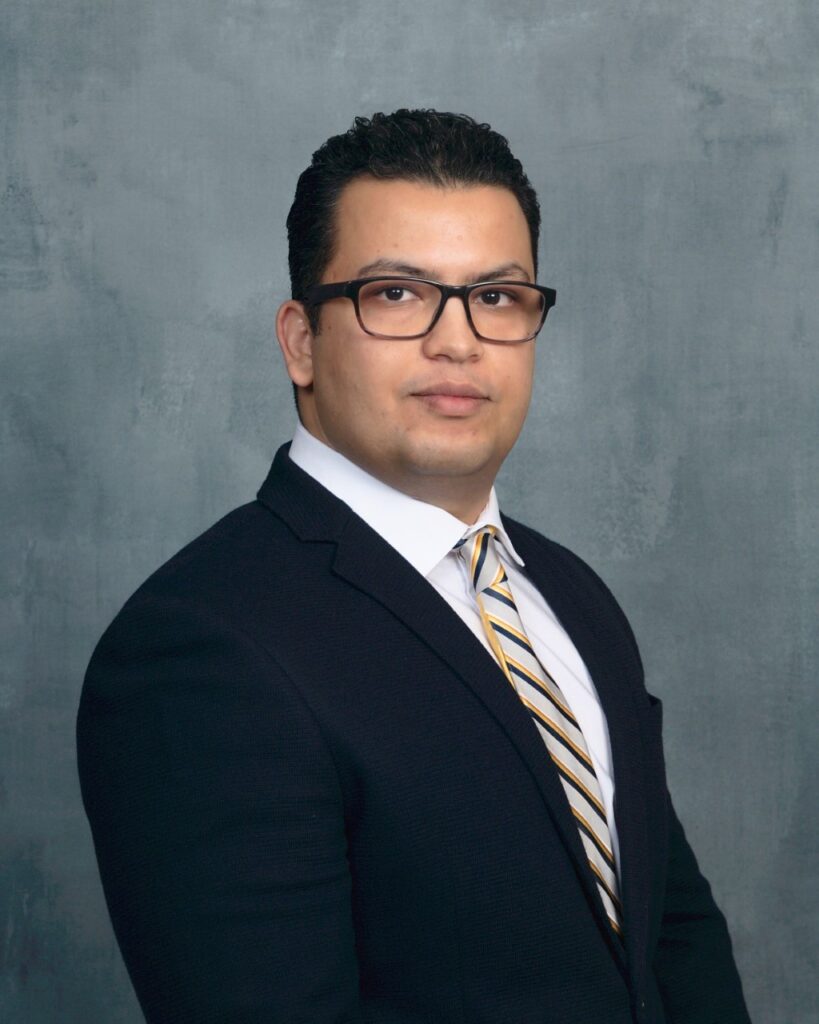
[288,424,525,577]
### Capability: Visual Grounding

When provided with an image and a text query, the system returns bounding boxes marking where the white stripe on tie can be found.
[456,526,623,938]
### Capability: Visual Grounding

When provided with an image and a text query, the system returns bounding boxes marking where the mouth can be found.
[411,381,489,415]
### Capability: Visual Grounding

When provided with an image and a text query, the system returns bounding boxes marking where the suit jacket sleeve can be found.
[654,794,751,1022]
[77,592,362,1024]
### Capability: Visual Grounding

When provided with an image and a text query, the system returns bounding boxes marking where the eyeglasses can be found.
[305,276,557,343]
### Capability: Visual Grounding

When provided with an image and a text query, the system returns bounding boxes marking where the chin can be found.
[402,444,498,480]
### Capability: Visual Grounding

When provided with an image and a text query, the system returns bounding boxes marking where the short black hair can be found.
[286,109,541,334]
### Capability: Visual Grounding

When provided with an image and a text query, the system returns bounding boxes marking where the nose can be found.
[421,294,482,361]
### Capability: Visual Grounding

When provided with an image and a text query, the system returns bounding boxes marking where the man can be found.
[78,110,751,1023]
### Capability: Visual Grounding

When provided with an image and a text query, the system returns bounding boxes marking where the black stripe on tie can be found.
[586,858,623,918]
[484,588,517,611]
[492,621,535,655]
[508,661,580,725]
[472,533,489,589]
[537,715,594,771]
[572,812,617,874]
[553,761,607,819]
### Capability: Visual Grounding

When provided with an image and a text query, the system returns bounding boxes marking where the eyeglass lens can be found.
[357,279,545,341]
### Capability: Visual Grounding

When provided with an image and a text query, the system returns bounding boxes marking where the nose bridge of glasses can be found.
[433,283,479,334]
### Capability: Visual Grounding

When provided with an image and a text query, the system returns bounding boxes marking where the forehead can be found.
[323,177,534,282]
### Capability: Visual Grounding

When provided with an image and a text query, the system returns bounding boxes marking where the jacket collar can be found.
[257,443,351,542]
[286,426,525,577]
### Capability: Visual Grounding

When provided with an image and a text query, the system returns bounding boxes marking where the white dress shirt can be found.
[288,424,620,870]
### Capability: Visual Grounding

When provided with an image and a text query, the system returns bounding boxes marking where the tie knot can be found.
[455,526,503,595]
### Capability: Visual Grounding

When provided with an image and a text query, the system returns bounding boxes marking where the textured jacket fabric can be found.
[77,445,751,1023]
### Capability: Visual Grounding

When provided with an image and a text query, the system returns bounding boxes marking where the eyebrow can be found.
[354,258,533,283]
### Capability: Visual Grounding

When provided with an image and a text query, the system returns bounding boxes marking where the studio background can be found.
[1,1,817,1021]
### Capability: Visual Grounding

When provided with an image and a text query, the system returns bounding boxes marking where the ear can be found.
[276,300,316,388]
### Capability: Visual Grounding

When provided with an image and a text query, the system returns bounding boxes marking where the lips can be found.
[412,382,487,399]
[411,381,489,416]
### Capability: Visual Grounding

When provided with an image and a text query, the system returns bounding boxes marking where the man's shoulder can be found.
[501,513,644,671]
[95,497,307,647]
[140,498,294,597]
[501,512,607,591]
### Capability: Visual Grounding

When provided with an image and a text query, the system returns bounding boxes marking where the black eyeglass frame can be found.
[304,276,557,342]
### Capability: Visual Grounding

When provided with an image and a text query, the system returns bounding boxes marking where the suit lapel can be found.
[505,520,653,979]
[331,513,626,967]
[259,448,635,970]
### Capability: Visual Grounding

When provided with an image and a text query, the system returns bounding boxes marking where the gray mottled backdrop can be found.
[1,0,817,1020]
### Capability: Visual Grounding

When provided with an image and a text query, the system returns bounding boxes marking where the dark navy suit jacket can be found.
[77,445,751,1023]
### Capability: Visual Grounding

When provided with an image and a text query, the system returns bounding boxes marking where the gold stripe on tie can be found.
[456,526,623,938]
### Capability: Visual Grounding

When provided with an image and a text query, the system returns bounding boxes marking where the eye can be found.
[474,288,516,307]
[359,278,434,311]
[369,283,422,303]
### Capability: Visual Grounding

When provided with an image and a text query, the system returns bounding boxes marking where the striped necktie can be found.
[456,526,623,938]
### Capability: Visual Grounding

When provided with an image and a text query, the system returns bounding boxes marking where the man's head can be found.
[286,110,541,327]
[276,110,550,522]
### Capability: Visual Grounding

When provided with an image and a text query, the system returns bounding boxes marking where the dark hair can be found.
[286,109,541,333]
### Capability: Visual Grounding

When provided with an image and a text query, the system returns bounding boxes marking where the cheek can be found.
[318,342,401,424]
[516,360,535,407]
[495,351,535,406]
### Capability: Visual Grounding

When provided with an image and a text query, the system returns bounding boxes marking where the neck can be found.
[382,473,492,525]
